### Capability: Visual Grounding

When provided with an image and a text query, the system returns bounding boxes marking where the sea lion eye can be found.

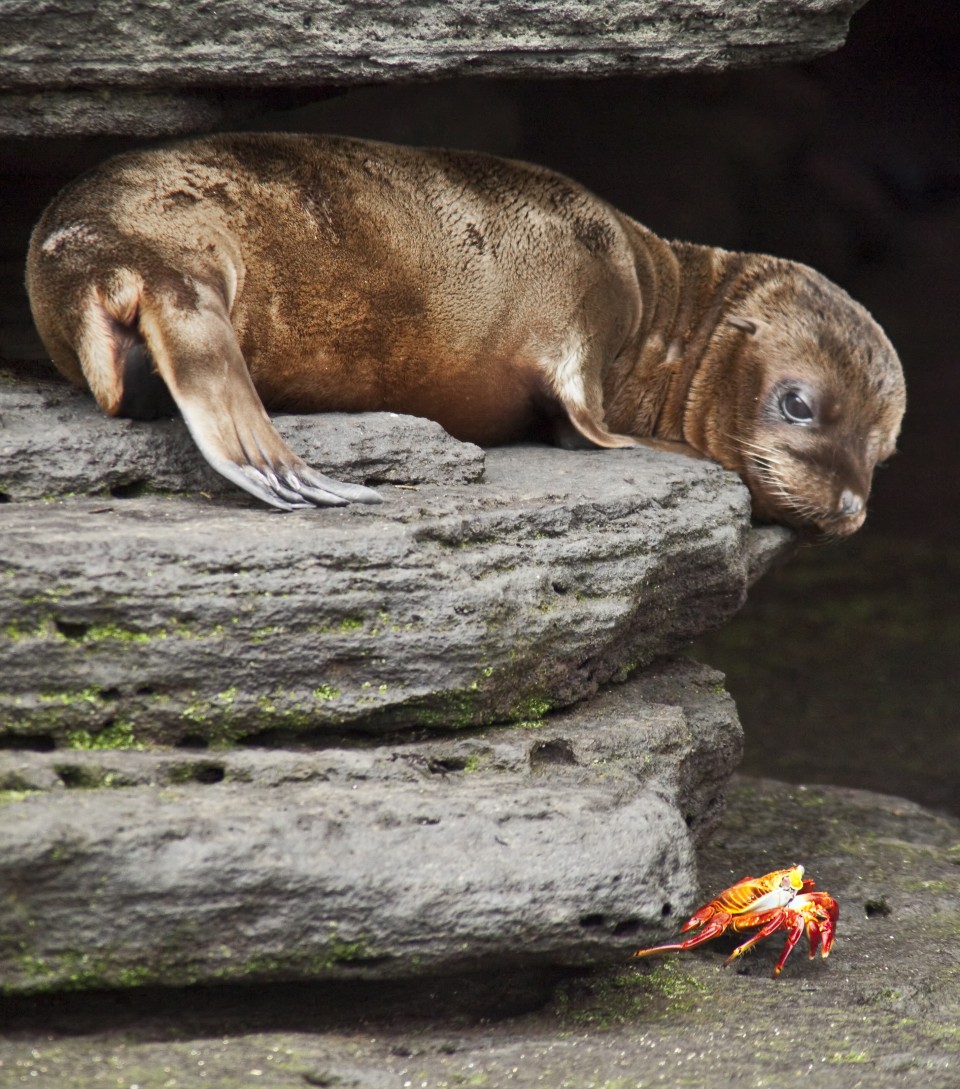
[780,390,814,424]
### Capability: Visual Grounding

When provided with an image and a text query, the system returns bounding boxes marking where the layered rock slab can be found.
[0,0,869,136]
[0,374,781,996]
[0,376,793,745]
[0,472,788,745]
[0,659,740,994]
[3,775,958,1087]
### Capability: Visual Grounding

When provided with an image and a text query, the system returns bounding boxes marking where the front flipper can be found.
[135,280,382,511]
[548,351,705,461]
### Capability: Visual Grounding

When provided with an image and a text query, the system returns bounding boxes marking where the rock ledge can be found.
[0,0,869,136]
[0,659,741,994]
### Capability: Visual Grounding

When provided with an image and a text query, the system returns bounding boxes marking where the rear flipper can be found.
[80,272,382,511]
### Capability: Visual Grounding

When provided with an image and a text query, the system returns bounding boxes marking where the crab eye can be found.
[780,390,814,424]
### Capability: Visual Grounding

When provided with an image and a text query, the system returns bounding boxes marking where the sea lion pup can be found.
[26,133,905,537]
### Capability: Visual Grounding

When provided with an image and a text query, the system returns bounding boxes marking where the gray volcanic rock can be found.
[2,775,957,1088]
[0,658,740,995]
[0,369,785,1002]
[0,399,793,744]
[0,1,869,136]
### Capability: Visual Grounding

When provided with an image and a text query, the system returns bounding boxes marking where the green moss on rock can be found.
[66,721,143,751]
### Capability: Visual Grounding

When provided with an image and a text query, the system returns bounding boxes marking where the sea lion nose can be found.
[838,489,863,516]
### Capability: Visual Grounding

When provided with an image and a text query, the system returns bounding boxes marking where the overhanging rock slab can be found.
[0,0,869,136]
[0,658,740,994]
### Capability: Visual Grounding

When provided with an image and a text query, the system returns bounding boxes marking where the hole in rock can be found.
[109,480,148,498]
[579,913,607,929]
[0,734,55,752]
[54,619,90,640]
[612,918,641,937]
[55,764,101,789]
[426,756,469,774]
[661,902,673,917]
[175,735,210,750]
[529,739,577,768]
[0,493,10,504]
[170,761,226,785]
[865,897,892,918]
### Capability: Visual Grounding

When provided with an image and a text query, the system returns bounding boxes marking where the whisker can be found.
[719,429,846,532]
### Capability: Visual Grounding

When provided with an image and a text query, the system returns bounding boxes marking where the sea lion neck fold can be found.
[596,227,750,447]
[26,133,905,534]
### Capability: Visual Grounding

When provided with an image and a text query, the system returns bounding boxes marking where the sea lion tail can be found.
[72,269,177,420]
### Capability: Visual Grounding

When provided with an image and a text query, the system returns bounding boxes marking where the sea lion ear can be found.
[727,316,759,335]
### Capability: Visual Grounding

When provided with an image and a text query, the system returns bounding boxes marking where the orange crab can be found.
[634,864,839,978]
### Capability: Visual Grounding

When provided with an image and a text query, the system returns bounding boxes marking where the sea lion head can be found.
[697,263,906,540]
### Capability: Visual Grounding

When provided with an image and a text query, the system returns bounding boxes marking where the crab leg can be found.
[632,913,736,959]
[771,915,809,977]
[720,910,799,968]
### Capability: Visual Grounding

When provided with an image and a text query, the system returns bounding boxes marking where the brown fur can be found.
[26,133,906,534]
